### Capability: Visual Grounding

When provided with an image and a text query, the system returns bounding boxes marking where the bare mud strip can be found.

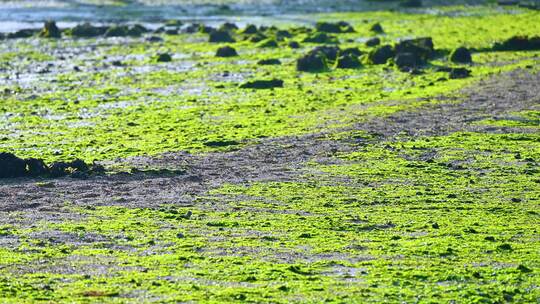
[0,68,538,217]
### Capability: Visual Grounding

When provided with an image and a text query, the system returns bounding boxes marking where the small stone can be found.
[450,47,472,64]
[365,37,381,47]
[368,45,395,64]
[156,53,172,62]
[370,23,384,33]
[209,30,235,43]
[239,79,284,89]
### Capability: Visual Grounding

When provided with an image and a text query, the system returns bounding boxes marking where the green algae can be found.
[0,6,539,163]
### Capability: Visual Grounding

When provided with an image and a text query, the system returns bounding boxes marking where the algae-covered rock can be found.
[7,29,36,39]
[257,39,279,48]
[71,23,108,38]
[315,21,355,33]
[39,21,61,38]
[242,24,259,34]
[368,45,395,64]
[336,54,361,69]
[257,59,281,65]
[209,30,235,43]
[302,32,339,44]
[297,52,327,72]
[289,41,301,49]
[156,53,173,62]
[366,37,381,47]
[219,22,238,32]
[395,37,434,60]
[310,46,341,61]
[394,52,422,71]
[493,36,540,51]
[341,47,362,57]
[370,23,384,33]
[216,46,238,57]
[449,47,472,64]
[239,79,284,89]
[449,67,471,79]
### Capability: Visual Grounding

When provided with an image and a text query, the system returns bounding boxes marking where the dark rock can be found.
[239,79,284,89]
[258,39,278,48]
[370,23,384,33]
[493,36,540,51]
[341,47,362,57]
[395,37,434,60]
[289,41,301,49]
[0,152,28,178]
[449,67,471,79]
[69,159,89,172]
[336,54,361,69]
[104,25,130,37]
[257,59,281,65]
[71,23,108,38]
[297,52,327,72]
[183,23,201,33]
[39,21,61,38]
[394,52,423,71]
[209,30,235,43]
[450,47,472,64]
[200,26,215,34]
[242,24,259,34]
[368,45,395,64]
[302,32,338,44]
[165,29,179,35]
[219,22,238,32]
[310,45,341,61]
[248,33,267,43]
[366,37,381,47]
[204,140,239,147]
[276,30,293,39]
[216,46,238,57]
[48,162,70,178]
[156,53,172,62]
[315,21,355,33]
[7,29,36,39]
[25,158,49,176]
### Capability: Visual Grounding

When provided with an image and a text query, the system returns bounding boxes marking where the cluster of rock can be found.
[0,152,103,179]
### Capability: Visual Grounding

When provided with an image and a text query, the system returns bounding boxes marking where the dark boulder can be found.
[336,54,361,69]
[39,21,61,38]
[493,36,540,51]
[302,32,339,44]
[71,23,108,38]
[219,22,238,32]
[0,152,27,178]
[450,47,472,64]
[216,46,238,57]
[449,67,471,79]
[276,30,293,39]
[249,33,267,43]
[257,59,281,65]
[366,37,381,47]
[368,45,395,64]
[209,30,235,43]
[297,52,327,72]
[239,79,284,89]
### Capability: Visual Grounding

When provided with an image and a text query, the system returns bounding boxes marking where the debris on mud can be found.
[450,47,473,63]
[216,46,238,57]
[239,79,284,89]
[0,152,101,179]
[39,21,61,38]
